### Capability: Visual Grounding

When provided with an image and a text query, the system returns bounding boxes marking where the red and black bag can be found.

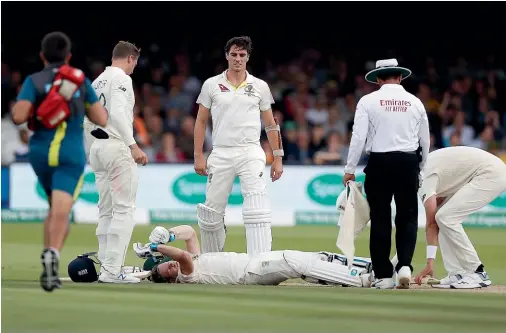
[35,65,85,129]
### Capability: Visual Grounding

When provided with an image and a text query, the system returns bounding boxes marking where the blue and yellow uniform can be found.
[16,63,99,200]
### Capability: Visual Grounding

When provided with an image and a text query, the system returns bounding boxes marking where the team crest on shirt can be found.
[244,84,255,96]
[218,84,229,92]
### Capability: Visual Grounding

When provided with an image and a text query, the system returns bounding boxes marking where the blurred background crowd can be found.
[2,4,505,166]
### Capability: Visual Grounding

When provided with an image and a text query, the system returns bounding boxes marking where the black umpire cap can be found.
[68,254,99,283]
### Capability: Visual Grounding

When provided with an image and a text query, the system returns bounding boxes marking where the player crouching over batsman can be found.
[130,225,372,287]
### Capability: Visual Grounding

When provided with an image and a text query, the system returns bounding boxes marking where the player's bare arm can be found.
[153,244,194,275]
[194,104,210,176]
[86,101,108,127]
[11,100,33,125]
[262,109,284,181]
[415,194,439,284]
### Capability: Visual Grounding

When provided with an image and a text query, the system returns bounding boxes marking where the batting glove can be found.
[149,226,175,244]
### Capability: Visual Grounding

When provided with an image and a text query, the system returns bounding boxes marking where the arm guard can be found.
[264,117,284,157]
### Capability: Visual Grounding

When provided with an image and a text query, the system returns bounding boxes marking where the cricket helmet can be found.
[68,252,99,283]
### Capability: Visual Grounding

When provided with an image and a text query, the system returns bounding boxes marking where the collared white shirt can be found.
[344,84,430,174]
[84,66,136,147]
[196,71,274,148]
[418,146,505,203]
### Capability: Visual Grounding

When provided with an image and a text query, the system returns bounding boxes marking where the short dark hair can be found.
[224,36,252,55]
[112,41,141,59]
[377,70,403,81]
[41,32,71,63]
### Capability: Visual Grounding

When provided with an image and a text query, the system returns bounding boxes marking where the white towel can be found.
[336,181,370,268]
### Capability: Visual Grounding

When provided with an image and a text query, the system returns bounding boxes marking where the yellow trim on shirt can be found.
[73,173,85,201]
[48,121,68,167]
[224,70,248,90]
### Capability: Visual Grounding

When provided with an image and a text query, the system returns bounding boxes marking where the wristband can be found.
[168,231,176,243]
[273,149,284,157]
[149,243,158,251]
[426,245,437,259]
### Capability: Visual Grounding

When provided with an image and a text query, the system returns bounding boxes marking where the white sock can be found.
[48,247,60,259]
[96,217,112,263]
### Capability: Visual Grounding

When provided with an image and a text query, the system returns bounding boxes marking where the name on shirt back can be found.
[380,99,411,113]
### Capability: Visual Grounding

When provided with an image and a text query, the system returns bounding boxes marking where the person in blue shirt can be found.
[11,31,108,292]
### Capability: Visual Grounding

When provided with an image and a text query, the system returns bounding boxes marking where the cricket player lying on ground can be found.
[415,146,506,289]
[132,225,373,287]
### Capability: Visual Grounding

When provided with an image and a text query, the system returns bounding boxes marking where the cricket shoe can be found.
[431,274,463,289]
[371,277,395,289]
[98,270,140,284]
[40,248,61,292]
[450,271,491,289]
[133,242,158,259]
[396,266,411,289]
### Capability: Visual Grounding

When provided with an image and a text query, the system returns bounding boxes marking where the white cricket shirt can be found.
[419,146,506,203]
[177,252,251,285]
[196,71,274,148]
[344,84,430,174]
[83,66,136,147]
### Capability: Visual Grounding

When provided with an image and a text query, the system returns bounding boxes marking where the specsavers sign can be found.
[9,164,506,226]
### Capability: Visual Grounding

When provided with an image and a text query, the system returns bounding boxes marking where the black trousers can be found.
[364,151,420,279]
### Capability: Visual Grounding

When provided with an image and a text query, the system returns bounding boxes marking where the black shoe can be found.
[40,249,61,292]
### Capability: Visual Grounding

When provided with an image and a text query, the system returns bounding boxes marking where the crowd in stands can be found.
[2,51,506,166]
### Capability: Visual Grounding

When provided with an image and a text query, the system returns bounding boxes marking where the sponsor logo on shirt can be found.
[218,84,230,92]
[380,99,411,112]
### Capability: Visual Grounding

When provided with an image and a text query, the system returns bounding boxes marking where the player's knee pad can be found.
[197,204,225,231]
[242,192,271,225]
[197,204,226,253]
[243,192,272,254]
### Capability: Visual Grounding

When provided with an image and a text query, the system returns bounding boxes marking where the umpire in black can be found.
[342,59,430,289]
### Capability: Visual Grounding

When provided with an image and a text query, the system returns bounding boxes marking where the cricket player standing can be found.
[84,41,148,283]
[415,146,506,289]
[193,36,283,255]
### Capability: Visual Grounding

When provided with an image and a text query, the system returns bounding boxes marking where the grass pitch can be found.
[2,224,506,333]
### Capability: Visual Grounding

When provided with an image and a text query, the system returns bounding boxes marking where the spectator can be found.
[155,132,186,163]
[443,111,475,146]
[282,121,299,163]
[313,131,345,165]
[305,97,329,126]
[323,104,347,138]
[177,116,195,160]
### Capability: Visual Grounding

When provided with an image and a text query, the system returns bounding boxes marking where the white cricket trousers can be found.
[205,145,267,211]
[88,138,139,275]
[243,251,365,287]
[436,163,506,274]
[201,144,271,254]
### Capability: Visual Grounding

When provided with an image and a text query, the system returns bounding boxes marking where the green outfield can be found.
[2,224,506,333]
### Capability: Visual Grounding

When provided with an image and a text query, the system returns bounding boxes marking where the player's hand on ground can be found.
[131,146,148,165]
[194,154,208,176]
[149,226,171,244]
[342,173,355,185]
[414,261,434,285]
[270,157,283,182]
